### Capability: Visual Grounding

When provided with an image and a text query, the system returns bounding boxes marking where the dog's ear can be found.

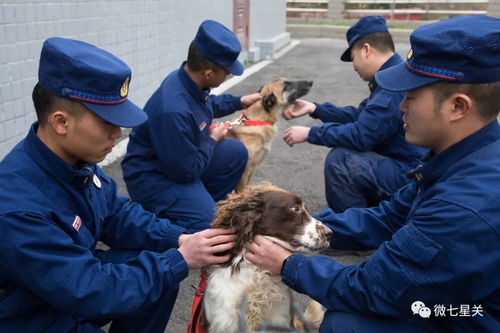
[262,93,277,112]
[212,189,266,256]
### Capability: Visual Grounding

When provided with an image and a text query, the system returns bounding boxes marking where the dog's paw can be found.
[304,300,326,328]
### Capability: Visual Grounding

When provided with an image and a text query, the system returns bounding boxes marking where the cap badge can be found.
[407,49,413,60]
[120,77,129,97]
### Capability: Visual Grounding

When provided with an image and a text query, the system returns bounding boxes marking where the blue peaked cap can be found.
[194,20,244,75]
[341,16,389,62]
[376,15,500,92]
[39,37,147,127]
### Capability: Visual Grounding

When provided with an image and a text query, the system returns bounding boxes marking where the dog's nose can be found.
[324,227,333,239]
[307,81,313,87]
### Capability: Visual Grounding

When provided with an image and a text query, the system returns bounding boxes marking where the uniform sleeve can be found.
[148,105,216,182]
[96,169,185,251]
[102,196,185,251]
[210,94,242,118]
[316,183,416,251]
[282,199,500,318]
[310,99,367,124]
[0,212,188,318]
[307,92,402,150]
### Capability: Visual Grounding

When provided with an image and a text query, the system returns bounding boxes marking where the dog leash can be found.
[208,118,243,130]
[187,267,209,333]
[209,110,274,130]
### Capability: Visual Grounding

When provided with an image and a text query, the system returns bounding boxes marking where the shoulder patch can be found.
[367,91,399,109]
[72,215,82,231]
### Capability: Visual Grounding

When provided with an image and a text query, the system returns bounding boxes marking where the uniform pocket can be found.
[365,222,442,299]
[392,223,442,267]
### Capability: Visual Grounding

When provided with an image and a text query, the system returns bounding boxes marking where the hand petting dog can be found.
[282,99,316,119]
[240,92,262,107]
[282,99,315,146]
[246,235,293,276]
[178,228,236,269]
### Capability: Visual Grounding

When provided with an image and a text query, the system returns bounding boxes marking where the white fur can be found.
[204,257,291,333]
[265,216,330,253]
[203,215,331,333]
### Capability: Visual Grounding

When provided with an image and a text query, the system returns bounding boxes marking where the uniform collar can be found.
[409,120,500,184]
[177,62,210,103]
[369,53,403,93]
[24,122,96,189]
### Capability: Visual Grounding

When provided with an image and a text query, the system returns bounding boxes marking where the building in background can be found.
[0,0,290,159]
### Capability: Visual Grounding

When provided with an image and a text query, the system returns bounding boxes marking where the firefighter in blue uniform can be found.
[0,37,236,333]
[282,16,427,212]
[121,20,261,233]
[247,15,500,332]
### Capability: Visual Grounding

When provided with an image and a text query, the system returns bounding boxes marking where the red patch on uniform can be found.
[72,215,82,231]
[199,121,207,131]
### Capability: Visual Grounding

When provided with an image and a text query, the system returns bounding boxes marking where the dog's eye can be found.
[290,205,301,213]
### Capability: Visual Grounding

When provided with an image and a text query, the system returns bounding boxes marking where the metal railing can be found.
[287,0,329,18]
[287,0,489,20]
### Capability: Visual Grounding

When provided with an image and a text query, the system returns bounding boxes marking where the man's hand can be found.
[283,126,310,146]
[209,123,229,141]
[178,228,236,269]
[282,99,316,120]
[245,235,292,276]
[241,93,262,108]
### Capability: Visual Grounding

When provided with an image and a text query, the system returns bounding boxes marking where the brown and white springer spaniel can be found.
[203,183,332,333]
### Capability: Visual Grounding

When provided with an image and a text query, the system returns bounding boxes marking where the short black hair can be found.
[32,83,83,127]
[431,81,500,122]
[186,41,223,72]
[352,31,395,54]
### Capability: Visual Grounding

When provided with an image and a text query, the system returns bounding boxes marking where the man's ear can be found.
[204,68,215,80]
[48,111,71,135]
[362,43,372,59]
[450,93,473,122]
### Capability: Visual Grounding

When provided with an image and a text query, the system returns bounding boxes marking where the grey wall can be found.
[0,0,241,159]
[488,0,500,16]
[248,0,289,61]
[249,0,286,41]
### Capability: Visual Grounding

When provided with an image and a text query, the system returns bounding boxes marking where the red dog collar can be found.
[239,110,274,126]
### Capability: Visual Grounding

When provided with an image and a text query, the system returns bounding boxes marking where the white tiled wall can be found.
[0,0,237,159]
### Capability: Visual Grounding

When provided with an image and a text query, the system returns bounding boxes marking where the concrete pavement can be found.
[102,37,412,332]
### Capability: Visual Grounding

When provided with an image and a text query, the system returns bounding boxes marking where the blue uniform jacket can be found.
[282,121,500,332]
[0,124,188,332]
[308,54,426,164]
[122,63,242,202]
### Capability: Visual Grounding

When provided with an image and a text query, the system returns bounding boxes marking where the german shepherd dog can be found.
[226,78,313,192]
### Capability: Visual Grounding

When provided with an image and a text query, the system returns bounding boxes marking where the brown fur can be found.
[207,183,329,330]
[211,183,290,271]
[227,79,312,192]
